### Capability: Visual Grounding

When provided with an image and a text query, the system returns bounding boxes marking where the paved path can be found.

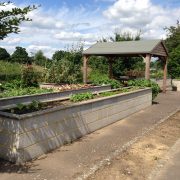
[0,91,180,180]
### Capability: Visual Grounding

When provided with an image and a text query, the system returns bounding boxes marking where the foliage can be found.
[0,86,53,98]
[0,61,22,81]
[127,79,160,100]
[0,47,10,60]
[89,71,122,89]
[11,46,30,64]
[167,45,180,78]
[33,50,47,67]
[28,100,42,110]
[165,22,180,78]
[21,66,41,87]
[52,50,69,61]
[70,92,94,102]
[88,56,108,74]
[46,46,83,84]
[99,87,138,97]
[11,100,43,114]
[99,91,116,97]
[151,70,164,79]
[0,2,37,39]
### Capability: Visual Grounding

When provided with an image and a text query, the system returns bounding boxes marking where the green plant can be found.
[16,103,26,111]
[89,71,122,89]
[127,79,160,100]
[0,2,37,40]
[21,66,41,87]
[100,91,116,97]
[70,92,94,102]
[28,100,42,110]
[0,87,53,98]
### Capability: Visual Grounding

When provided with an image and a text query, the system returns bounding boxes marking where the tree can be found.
[11,46,29,64]
[165,21,180,78]
[0,47,10,60]
[0,2,37,40]
[46,48,83,84]
[34,50,47,67]
[52,50,68,61]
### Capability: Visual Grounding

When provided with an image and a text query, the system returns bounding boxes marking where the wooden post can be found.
[145,54,151,80]
[108,57,113,79]
[83,55,88,84]
[163,57,167,93]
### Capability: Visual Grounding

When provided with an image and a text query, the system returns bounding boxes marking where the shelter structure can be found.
[82,39,168,93]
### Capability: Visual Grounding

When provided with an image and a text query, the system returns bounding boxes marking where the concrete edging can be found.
[0,85,111,109]
[0,88,152,163]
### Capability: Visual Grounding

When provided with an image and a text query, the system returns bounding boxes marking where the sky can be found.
[0,0,180,57]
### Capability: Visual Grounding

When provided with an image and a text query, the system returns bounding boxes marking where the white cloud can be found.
[0,0,180,57]
[54,31,99,41]
[103,0,180,39]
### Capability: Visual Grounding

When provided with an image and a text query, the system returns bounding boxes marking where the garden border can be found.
[0,88,152,163]
[0,85,111,109]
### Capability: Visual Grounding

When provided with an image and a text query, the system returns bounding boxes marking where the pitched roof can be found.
[83,39,168,57]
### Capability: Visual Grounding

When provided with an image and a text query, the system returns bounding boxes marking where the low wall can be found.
[0,85,111,110]
[172,80,180,91]
[0,88,152,163]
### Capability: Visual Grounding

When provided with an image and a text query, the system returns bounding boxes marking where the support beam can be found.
[108,57,113,79]
[145,54,151,80]
[163,57,167,93]
[83,55,88,84]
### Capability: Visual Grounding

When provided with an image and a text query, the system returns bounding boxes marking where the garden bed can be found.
[0,88,152,163]
[0,85,111,110]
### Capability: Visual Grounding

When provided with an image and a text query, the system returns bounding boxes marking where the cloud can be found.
[54,31,99,41]
[103,0,180,39]
[1,0,180,57]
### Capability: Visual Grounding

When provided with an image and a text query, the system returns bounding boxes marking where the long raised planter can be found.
[0,85,111,109]
[0,88,152,163]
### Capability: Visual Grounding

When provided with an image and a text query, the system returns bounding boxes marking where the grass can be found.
[0,61,45,82]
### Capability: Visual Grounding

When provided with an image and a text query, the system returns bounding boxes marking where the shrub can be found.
[21,66,41,87]
[70,92,94,102]
[127,79,160,100]
[89,71,122,89]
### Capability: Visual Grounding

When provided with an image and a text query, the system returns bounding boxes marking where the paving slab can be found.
[0,91,180,180]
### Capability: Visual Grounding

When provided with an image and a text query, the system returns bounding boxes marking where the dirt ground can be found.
[88,111,180,180]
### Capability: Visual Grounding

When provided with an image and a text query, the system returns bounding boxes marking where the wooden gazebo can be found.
[82,39,168,92]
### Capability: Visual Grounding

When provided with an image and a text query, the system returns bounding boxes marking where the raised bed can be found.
[0,85,111,110]
[0,88,152,163]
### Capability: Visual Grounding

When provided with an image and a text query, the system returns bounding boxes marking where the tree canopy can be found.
[0,2,37,40]
[165,21,180,78]
[0,47,10,60]
[11,46,29,64]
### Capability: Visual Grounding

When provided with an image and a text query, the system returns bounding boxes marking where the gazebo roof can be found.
[83,39,168,57]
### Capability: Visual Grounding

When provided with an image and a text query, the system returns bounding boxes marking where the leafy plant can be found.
[0,2,37,40]
[28,100,42,110]
[16,103,26,111]
[70,92,94,102]
[89,71,122,89]
[21,66,41,87]
[46,45,83,84]
[127,79,160,100]
[0,87,53,98]
[100,91,116,97]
